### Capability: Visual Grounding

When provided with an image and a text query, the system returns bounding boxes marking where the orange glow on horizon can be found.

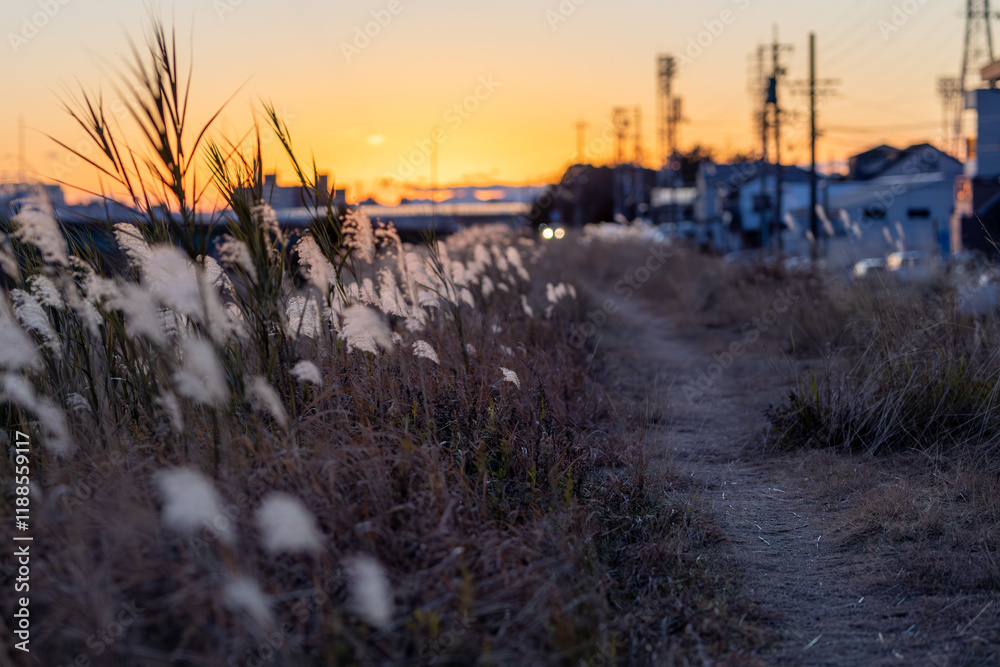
[0,1,971,204]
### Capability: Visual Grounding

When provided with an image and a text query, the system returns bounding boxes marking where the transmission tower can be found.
[657,55,676,168]
[612,107,631,165]
[937,76,963,156]
[961,0,995,94]
[958,0,997,158]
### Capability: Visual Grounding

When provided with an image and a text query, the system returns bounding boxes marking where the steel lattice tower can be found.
[961,0,995,94]
[657,55,676,168]
[958,0,996,157]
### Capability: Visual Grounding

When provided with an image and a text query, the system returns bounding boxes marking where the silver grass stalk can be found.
[500,367,521,389]
[223,575,274,630]
[377,268,408,318]
[217,235,257,283]
[459,288,475,310]
[342,208,376,263]
[291,360,322,386]
[294,234,334,293]
[113,223,152,270]
[340,305,394,354]
[172,338,227,407]
[154,467,234,544]
[0,302,40,371]
[1,374,71,455]
[14,201,67,265]
[344,555,393,629]
[28,275,64,310]
[156,391,184,434]
[0,238,21,283]
[480,276,495,299]
[142,245,202,320]
[506,246,531,282]
[520,295,534,319]
[286,295,323,339]
[360,277,379,306]
[11,289,62,358]
[412,340,439,364]
[248,376,289,428]
[255,492,323,555]
[113,283,166,345]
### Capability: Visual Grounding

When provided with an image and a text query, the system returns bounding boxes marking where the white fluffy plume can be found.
[255,492,324,555]
[248,376,289,428]
[412,340,439,364]
[223,576,274,630]
[172,338,227,406]
[142,245,202,319]
[291,360,322,386]
[14,201,67,265]
[1,374,71,455]
[500,367,521,389]
[154,467,233,544]
[345,555,393,628]
[340,305,393,354]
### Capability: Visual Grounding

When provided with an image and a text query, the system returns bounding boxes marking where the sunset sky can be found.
[0,0,975,204]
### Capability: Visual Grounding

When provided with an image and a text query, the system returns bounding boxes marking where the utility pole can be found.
[770,25,793,254]
[809,33,817,260]
[634,106,643,220]
[791,35,838,260]
[612,107,631,220]
[790,34,839,260]
[758,45,768,247]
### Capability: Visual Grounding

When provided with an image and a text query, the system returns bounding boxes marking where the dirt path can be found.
[593,288,961,666]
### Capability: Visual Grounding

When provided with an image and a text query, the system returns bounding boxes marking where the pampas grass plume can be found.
[341,305,393,354]
[255,492,324,555]
[291,360,322,386]
[500,366,521,389]
[173,338,227,406]
[345,554,393,628]
[154,467,233,544]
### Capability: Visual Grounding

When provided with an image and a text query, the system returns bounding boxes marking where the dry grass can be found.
[774,446,1000,661]
[0,22,765,667]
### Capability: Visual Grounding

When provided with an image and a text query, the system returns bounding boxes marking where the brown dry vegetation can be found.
[566,230,1000,663]
[0,21,766,667]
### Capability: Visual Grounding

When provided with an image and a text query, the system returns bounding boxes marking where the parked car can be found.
[886,251,934,282]
[851,257,887,279]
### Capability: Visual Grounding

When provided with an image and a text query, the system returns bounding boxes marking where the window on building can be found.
[907,207,931,219]
[863,206,886,219]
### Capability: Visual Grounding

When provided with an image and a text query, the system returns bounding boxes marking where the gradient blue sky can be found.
[0,0,974,203]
